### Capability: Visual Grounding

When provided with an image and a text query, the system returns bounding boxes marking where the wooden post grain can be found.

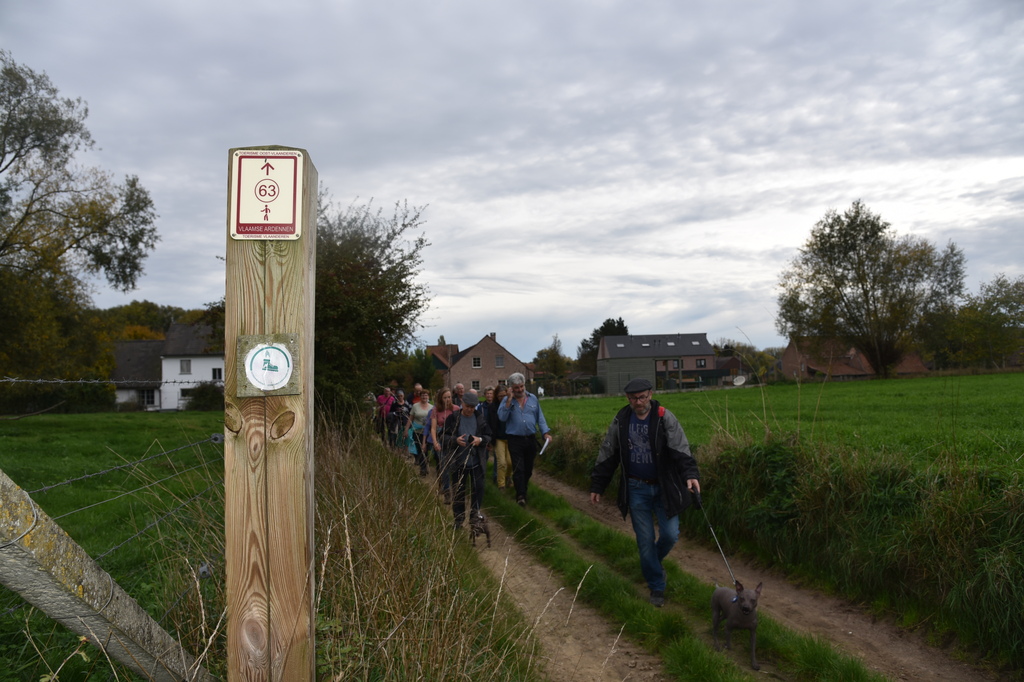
[224,146,317,681]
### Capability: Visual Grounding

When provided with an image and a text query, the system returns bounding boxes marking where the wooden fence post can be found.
[224,146,317,681]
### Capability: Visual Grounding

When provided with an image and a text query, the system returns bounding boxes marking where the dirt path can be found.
[518,471,1002,682]
[477,519,671,682]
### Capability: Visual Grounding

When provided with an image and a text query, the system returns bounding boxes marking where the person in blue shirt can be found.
[497,372,552,507]
[589,377,701,608]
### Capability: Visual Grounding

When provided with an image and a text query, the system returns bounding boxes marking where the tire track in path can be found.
[475,509,671,682]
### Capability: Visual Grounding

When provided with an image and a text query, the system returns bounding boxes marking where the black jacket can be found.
[440,409,492,469]
[590,399,700,520]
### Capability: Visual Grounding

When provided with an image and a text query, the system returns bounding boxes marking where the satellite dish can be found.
[733,376,746,386]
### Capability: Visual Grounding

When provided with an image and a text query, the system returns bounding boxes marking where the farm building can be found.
[780,337,928,380]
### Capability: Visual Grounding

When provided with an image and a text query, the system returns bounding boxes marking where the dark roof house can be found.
[112,324,224,411]
[597,333,716,393]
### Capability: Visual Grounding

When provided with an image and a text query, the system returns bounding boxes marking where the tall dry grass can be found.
[313,423,540,680]
[155,420,541,681]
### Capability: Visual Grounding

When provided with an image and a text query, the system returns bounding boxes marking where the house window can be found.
[212,367,223,381]
[180,359,192,375]
[495,355,504,368]
[672,360,679,369]
[471,381,480,390]
[696,359,707,368]
[138,389,155,407]
[472,357,482,368]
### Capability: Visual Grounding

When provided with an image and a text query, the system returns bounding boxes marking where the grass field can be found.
[541,372,1024,466]
[0,411,225,555]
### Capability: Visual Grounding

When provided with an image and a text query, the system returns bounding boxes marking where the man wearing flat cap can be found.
[590,378,701,608]
[441,390,491,530]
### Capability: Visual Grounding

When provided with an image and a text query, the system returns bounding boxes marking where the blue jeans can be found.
[628,478,679,593]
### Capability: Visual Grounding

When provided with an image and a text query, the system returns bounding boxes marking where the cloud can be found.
[2,0,1022,362]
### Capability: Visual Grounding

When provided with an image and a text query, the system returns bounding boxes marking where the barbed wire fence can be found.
[0,376,226,680]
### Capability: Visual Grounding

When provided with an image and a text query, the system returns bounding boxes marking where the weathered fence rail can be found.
[0,468,215,681]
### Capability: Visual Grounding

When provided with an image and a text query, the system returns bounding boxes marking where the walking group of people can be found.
[374,372,550,530]
[375,373,702,609]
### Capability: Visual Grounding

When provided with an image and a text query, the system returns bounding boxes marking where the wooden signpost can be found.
[224,146,317,681]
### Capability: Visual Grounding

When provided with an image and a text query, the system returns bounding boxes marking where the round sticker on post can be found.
[245,343,294,392]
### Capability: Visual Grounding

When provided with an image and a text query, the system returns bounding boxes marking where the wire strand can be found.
[29,435,222,496]
[52,460,219,521]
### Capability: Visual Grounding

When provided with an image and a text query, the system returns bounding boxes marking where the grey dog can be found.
[711,581,763,670]
[470,512,491,547]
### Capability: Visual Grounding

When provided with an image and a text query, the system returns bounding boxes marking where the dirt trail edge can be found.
[528,470,1002,682]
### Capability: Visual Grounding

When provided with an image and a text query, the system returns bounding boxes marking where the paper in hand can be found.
[539,439,549,456]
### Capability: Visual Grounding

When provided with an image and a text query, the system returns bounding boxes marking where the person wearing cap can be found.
[589,377,701,607]
[498,372,552,507]
[440,390,491,530]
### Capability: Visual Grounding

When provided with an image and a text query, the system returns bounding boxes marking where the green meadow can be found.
[541,372,1024,466]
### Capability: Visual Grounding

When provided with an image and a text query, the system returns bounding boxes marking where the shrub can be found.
[184,382,224,411]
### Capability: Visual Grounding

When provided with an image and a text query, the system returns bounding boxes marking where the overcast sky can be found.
[2,0,1022,363]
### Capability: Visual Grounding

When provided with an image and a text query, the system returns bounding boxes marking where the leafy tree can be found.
[0,51,159,293]
[957,273,1024,369]
[120,324,164,340]
[381,347,441,392]
[713,338,777,383]
[314,196,430,411]
[0,52,158,406]
[0,268,114,412]
[96,299,188,338]
[576,317,628,374]
[777,200,965,378]
[410,347,441,389]
[534,334,572,379]
[191,298,225,353]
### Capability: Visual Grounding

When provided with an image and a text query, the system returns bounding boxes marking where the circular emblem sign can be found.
[244,344,294,391]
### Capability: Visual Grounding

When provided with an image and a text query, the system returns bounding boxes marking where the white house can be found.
[114,324,225,411]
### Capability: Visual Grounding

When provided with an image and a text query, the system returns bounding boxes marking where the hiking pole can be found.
[691,491,738,586]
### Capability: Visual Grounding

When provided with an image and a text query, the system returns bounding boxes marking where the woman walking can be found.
[430,387,456,503]
[407,389,432,476]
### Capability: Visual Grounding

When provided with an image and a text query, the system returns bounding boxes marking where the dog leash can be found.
[692,491,738,586]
